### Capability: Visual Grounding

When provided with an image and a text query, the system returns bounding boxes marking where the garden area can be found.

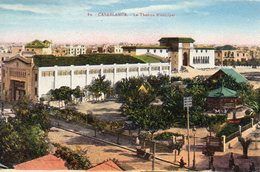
[44,71,260,152]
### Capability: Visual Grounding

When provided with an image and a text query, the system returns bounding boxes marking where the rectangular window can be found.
[104,68,114,73]
[74,70,86,75]
[162,66,169,70]
[141,67,149,71]
[116,68,127,73]
[35,74,38,81]
[154,49,156,53]
[58,70,71,76]
[147,49,150,53]
[89,69,101,74]
[151,66,160,71]
[42,71,54,77]
[160,50,163,53]
[129,67,138,72]
[35,87,38,95]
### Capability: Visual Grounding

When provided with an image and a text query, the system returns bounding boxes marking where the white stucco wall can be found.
[38,63,171,98]
[114,45,123,54]
[178,43,183,71]
[189,49,215,68]
[136,48,170,58]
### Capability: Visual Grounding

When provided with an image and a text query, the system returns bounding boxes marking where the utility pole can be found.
[187,106,190,167]
[184,96,192,167]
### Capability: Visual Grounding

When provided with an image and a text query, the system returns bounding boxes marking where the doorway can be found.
[183,52,188,66]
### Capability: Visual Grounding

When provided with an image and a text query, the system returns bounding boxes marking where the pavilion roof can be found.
[207,86,238,98]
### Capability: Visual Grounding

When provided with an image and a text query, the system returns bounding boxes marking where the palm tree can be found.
[238,136,252,158]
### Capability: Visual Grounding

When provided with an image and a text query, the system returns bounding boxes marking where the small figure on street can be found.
[179,157,186,168]
[249,162,256,172]
[136,136,140,145]
[229,152,235,169]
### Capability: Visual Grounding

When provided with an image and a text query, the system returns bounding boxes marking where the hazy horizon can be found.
[0,0,259,46]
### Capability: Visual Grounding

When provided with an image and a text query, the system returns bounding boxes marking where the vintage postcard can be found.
[0,0,259,171]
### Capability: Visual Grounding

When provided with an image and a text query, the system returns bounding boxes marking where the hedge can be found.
[33,54,144,67]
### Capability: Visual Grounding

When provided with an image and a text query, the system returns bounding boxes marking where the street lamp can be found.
[192,126,197,169]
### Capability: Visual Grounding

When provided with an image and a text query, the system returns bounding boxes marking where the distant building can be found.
[52,46,66,56]
[0,46,8,53]
[122,45,170,59]
[215,45,250,65]
[65,44,86,56]
[25,40,52,55]
[122,37,215,71]
[10,45,24,54]
[114,45,123,54]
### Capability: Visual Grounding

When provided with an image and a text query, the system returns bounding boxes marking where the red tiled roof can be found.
[87,160,123,171]
[14,154,67,170]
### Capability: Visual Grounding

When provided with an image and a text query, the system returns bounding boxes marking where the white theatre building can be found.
[122,37,215,71]
[1,54,171,101]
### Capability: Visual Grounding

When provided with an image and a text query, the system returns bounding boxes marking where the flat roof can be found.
[122,45,169,49]
[159,37,195,43]
[33,54,144,67]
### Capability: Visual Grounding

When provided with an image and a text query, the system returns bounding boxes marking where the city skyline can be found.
[0,0,259,45]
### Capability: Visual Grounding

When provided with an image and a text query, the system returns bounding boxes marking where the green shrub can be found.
[217,123,238,137]
[34,54,144,67]
[154,132,183,141]
[54,143,92,170]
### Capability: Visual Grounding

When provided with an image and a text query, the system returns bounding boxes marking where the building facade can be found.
[114,45,123,54]
[215,45,250,65]
[65,45,86,56]
[122,46,170,59]
[38,62,170,98]
[1,54,38,101]
[122,37,215,71]
[1,55,171,101]
[25,40,52,55]
[189,48,215,69]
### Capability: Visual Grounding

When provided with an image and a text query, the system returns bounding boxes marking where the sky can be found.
[0,0,259,45]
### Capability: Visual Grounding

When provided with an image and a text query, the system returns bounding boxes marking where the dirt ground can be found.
[76,100,124,121]
[48,127,179,171]
[48,125,260,171]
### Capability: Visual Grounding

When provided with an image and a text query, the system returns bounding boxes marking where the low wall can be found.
[224,123,257,152]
